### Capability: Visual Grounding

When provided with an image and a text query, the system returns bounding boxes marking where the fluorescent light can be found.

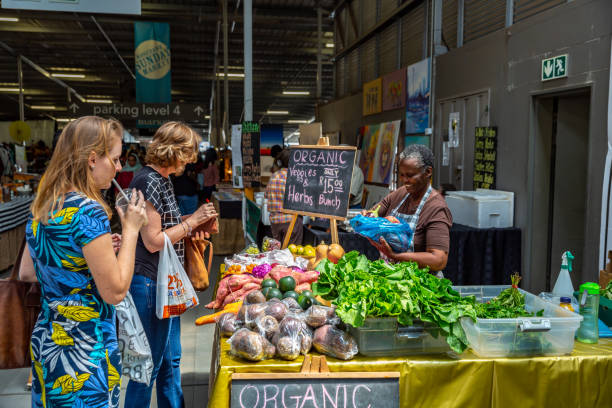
[216,72,244,78]
[51,73,86,79]
[56,118,75,123]
[308,116,316,123]
[283,91,310,96]
[0,87,21,93]
[288,120,309,124]
[267,110,289,115]
[326,43,334,48]
[0,17,19,22]
[30,106,66,111]
[85,99,113,104]
[205,115,211,119]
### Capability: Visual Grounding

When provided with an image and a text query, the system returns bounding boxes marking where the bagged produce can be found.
[237,303,268,329]
[245,290,267,305]
[228,328,272,361]
[281,297,303,313]
[276,336,301,360]
[254,315,279,340]
[304,305,339,328]
[216,312,241,337]
[262,236,281,252]
[312,324,358,360]
[264,299,289,322]
[205,274,262,309]
[279,313,313,355]
[350,214,414,253]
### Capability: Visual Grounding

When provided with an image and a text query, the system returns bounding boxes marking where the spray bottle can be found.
[552,251,575,299]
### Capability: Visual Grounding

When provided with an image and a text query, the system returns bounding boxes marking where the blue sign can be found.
[2,0,141,15]
[134,22,171,103]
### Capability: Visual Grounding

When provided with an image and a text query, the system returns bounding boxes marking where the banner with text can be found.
[241,122,261,187]
[134,22,171,103]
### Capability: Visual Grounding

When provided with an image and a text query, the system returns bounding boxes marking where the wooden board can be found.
[231,371,400,408]
[282,145,356,220]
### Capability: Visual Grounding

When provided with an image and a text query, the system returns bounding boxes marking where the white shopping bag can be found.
[116,292,153,385]
[156,233,199,319]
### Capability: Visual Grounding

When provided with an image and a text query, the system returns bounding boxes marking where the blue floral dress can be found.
[26,192,121,408]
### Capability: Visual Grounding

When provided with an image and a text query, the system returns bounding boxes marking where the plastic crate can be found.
[454,285,583,358]
[348,317,451,357]
[599,296,612,327]
[445,189,514,228]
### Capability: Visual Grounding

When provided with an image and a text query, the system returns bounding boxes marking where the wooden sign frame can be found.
[232,372,401,380]
[281,138,357,248]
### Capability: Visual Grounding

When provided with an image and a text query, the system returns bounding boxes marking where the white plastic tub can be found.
[454,285,583,358]
[445,189,514,228]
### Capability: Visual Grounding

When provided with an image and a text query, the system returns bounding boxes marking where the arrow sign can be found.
[194,106,204,116]
[69,103,79,113]
[542,54,568,82]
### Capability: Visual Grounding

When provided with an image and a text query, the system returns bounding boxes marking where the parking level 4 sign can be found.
[542,54,568,81]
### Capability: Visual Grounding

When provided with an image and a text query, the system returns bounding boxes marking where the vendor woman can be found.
[364,144,452,271]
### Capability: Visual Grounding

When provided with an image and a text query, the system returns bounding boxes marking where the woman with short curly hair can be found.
[125,121,218,407]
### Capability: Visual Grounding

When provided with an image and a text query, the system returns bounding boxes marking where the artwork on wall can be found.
[382,69,406,111]
[363,78,382,116]
[358,123,381,182]
[406,58,430,134]
[372,121,401,184]
[260,124,283,155]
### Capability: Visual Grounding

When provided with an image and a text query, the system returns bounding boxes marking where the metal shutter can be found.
[464,0,505,44]
[347,48,360,93]
[336,8,348,52]
[336,56,346,97]
[361,37,377,84]
[346,2,358,44]
[362,0,378,32]
[380,0,398,21]
[442,0,458,51]
[514,0,565,24]
[379,21,398,76]
[401,1,426,67]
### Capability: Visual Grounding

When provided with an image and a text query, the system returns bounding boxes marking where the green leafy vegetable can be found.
[475,273,542,319]
[313,251,478,353]
[602,281,612,300]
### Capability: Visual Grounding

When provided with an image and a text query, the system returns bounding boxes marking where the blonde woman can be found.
[125,122,217,408]
[19,116,148,408]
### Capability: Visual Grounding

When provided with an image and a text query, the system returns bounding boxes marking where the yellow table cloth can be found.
[209,338,612,407]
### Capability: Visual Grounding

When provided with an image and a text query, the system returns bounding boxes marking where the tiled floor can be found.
[0,256,224,408]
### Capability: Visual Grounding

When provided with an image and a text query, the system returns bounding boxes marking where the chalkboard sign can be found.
[231,372,400,408]
[282,146,357,219]
[473,126,497,189]
[241,121,261,187]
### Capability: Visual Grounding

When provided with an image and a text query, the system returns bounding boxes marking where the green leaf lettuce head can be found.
[311,251,478,353]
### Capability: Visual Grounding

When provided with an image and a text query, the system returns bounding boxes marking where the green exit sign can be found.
[542,54,568,81]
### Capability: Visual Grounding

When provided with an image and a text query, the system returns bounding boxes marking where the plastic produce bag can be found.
[350,214,414,253]
[216,312,242,337]
[304,305,339,328]
[262,236,281,252]
[156,233,199,319]
[116,292,153,385]
[228,328,275,361]
[312,324,358,360]
[276,313,313,357]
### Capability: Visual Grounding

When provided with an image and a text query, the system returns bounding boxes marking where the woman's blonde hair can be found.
[31,116,123,224]
[145,122,200,168]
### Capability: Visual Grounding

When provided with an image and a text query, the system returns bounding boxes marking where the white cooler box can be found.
[445,189,514,228]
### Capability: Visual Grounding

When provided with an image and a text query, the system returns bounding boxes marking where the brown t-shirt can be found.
[375,187,453,253]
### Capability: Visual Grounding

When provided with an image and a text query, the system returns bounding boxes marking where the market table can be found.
[304,222,521,285]
[208,338,612,407]
[211,191,245,255]
[0,195,33,270]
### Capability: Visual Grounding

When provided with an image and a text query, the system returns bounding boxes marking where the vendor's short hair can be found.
[399,144,434,170]
[277,149,290,168]
[146,121,200,168]
[270,144,283,158]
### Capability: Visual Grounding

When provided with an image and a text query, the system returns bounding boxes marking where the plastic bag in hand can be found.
[116,292,153,384]
[156,233,199,319]
[350,214,414,253]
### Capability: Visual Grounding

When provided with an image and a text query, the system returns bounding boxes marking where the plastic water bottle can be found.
[576,282,600,344]
[552,251,575,299]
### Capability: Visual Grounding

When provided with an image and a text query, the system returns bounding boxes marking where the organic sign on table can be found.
[241,121,261,188]
[282,146,356,219]
[230,372,400,408]
[473,126,497,189]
